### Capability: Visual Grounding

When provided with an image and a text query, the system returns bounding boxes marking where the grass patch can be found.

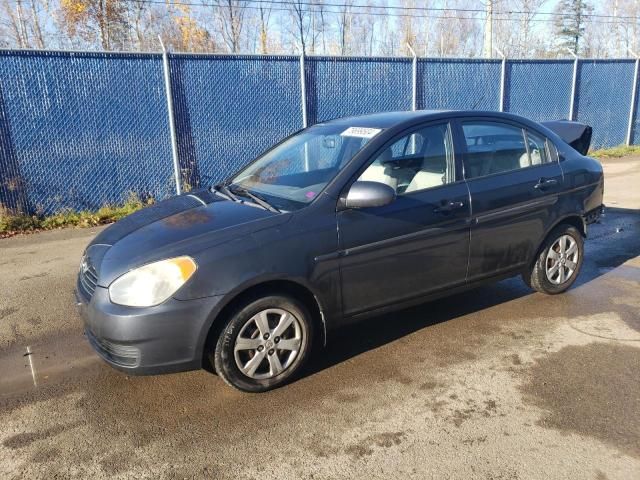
[589,144,640,159]
[0,193,153,238]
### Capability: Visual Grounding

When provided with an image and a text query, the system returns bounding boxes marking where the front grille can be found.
[86,329,140,367]
[78,257,98,300]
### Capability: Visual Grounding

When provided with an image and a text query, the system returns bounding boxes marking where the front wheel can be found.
[212,295,313,392]
[524,224,584,295]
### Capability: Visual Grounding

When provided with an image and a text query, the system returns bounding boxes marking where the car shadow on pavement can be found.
[305,206,640,378]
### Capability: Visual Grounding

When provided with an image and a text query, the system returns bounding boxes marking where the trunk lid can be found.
[542,120,592,155]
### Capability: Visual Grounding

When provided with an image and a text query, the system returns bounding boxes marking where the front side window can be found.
[357,123,453,194]
[229,125,381,210]
[462,121,529,179]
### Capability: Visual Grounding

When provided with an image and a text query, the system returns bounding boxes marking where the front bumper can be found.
[75,283,223,375]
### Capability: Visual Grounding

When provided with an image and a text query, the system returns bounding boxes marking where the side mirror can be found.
[345,181,396,209]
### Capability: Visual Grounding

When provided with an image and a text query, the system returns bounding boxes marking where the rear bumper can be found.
[75,284,223,375]
[584,204,605,225]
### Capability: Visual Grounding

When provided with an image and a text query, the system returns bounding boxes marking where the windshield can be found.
[227,124,382,210]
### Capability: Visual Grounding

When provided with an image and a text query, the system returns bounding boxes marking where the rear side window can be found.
[462,122,528,179]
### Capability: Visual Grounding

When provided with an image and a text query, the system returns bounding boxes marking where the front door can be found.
[337,122,471,316]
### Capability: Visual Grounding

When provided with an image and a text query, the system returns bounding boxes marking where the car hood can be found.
[87,189,288,286]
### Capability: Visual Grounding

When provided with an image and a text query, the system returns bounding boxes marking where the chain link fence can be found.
[0,50,175,215]
[1,50,639,215]
[306,56,412,124]
[575,60,637,148]
[505,60,574,121]
[417,58,502,111]
[168,54,303,190]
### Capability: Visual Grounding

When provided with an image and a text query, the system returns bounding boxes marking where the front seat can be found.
[405,132,447,193]
[359,148,398,190]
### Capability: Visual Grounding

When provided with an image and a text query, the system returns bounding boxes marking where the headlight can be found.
[109,256,197,307]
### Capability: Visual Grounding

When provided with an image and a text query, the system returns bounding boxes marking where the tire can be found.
[524,224,584,295]
[212,294,313,392]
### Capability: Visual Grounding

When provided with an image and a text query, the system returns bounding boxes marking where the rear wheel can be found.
[524,224,584,295]
[212,295,313,392]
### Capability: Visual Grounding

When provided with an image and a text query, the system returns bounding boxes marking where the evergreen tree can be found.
[554,0,593,55]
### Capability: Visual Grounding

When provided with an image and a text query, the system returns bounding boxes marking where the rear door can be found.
[456,119,564,281]
[337,122,471,316]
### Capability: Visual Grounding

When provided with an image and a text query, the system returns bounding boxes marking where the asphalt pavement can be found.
[1,156,639,479]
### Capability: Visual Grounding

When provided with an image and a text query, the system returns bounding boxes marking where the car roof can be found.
[315,110,536,130]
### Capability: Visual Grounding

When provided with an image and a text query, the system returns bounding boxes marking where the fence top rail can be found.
[2,47,640,63]
[0,48,163,58]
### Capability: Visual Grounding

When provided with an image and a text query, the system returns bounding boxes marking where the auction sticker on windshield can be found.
[340,127,382,139]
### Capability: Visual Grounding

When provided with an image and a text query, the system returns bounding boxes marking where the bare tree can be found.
[376,7,395,56]
[2,0,28,47]
[213,0,245,53]
[336,0,354,55]
[491,0,547,58]
[309,0,327,54]
[616,0,640,56]
[350,1,377,56]
[127,0,149,50]
[28,0,46,48]
[288,0,312,54]
[1,0,52,48]
[257,1,271,54]
[430,0,482,57]
[317,1,328,53]
[518,0,547,56]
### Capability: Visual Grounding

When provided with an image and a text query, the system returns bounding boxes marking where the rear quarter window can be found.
[546,139,560,162]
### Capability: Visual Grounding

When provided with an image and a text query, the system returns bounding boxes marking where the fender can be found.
[528,214,586,269]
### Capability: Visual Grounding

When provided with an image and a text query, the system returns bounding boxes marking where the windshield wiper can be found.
[228,185,280,213]
[213,183,240,203]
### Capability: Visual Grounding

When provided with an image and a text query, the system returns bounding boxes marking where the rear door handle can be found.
[433,200,465,214]
[534,178,558,190]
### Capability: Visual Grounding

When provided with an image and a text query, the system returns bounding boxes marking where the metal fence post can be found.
[299,53,308,128]
[626,51,639,146]
[407,43,417,111]
[494,47,506,112]
[568,49,579,121]
[299,53,310,171]
[159,36,182,196]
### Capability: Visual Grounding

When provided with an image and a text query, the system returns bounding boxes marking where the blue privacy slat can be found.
[631,64,640,145]
[168,54,302,188]
[575,60,635,148]
[306,56,412,123]
[0,51,636,215]
[505,60,574,121]
[0,50,173,214]
[417,59,501,111]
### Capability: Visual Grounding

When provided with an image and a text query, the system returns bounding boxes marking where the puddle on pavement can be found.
[521,342,640,459]
[0,330,100,398]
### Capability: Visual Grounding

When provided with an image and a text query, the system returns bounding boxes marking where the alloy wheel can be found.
[545,234,579,285]
[233,308,305,380]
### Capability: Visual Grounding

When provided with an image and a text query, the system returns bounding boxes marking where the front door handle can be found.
[534,178,558,190]
[433,200,465,214]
